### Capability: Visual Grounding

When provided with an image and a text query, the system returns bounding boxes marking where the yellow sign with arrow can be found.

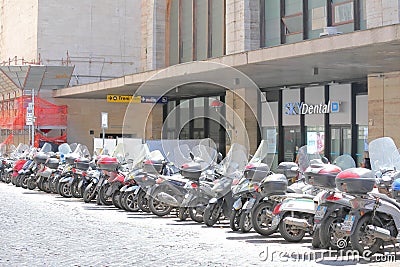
[107,95,141,103]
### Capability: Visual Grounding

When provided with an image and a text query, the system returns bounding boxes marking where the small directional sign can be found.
[107,95,141,103]
[141,96,168,104]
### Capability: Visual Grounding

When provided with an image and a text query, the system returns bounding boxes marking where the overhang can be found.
[53,24,400,99]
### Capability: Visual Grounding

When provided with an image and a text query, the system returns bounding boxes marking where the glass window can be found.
[195,0,208,60]
[282,0,303,43]
[333,1,354,25]
[211,0,224,57]
[262,0,281,47]
[306,126,325,155]
[169,0,179,65]
[181,1,193,63]
[357,126,368,167]
[359,0,367,30]
[308,0,326,39]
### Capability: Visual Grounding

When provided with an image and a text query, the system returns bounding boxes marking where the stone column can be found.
[368,71,400,146]
[225,0,260,54]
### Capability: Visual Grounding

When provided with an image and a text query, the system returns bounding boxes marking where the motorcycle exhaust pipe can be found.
[283,217,312,230]
[157,192,179,207]
[366,225,396,242]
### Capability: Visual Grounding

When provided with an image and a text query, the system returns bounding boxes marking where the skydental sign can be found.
[285,101,340,115]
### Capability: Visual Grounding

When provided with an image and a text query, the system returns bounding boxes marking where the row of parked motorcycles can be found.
[1,137,400,257]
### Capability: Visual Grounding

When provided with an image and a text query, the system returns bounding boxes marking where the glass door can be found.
[330,126,351,162]
[283,126,301,162]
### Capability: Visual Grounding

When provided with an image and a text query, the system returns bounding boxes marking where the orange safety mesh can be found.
[34,133,67,147]
[0,96,67,130]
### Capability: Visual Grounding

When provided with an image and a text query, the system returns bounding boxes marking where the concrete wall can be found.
[37,0,142,86]
[366,0,400,28]
[225,0,260,54]
[0,0,39,63]
[368,71,400,146]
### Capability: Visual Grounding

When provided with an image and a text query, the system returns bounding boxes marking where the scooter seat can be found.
[285,193,315,200]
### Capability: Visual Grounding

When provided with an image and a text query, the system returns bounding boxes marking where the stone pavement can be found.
[0,183,398,267]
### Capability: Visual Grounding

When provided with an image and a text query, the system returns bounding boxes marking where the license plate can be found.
[341,215,355,232]
[271,215,280,228]
[243,198,256,210]
[314,206,327,220]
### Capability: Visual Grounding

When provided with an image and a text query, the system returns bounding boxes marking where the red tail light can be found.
[232,179,240,185]
[245,164,255,169]
[254,184,259,192]
[319,166,341,174]
[144,160,153,165]
[82,172,87,177]
[142,176,148,182]
[156,177,164,184]
[272,203,282,215]
[72,168,76,173]
[336,171,360,179]
[181,164,189,169]
[191,183,198,188]
[326,193,343,201]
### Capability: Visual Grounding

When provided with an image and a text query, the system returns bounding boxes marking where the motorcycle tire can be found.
[203,203,221,227]
[148,188,173,217]
[5,173,12,184]
[99,184,113,206]
[122,191,140,212]
[279,213,306,242]
[27,178,36,190]
[71,179,82,198]
[320,215,347,250]
[312,225,323,249]
[11,175,17,185]
[178,208,189,221]
[188,198,208,223]
[83,183,96,203]
[350,214,383,255]
[239,212,252,233]
[21,175,29,189]
[137,189,150,213]
[251,201,275,236]
[37,178,45,191]
[112,190,122,209]
[229,209,241,231]
[15,174,23,187]
[59,182,72,198]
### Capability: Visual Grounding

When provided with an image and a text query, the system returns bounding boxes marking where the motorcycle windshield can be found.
[297,145,321,173]
[218,143,248,178]
[333,154,356,170]
[248,140,272,164]
[129,144,150,168]
[16,143,29,154]
[191,141,218,171]
[369,137,400,172]
[58,143,72,155]
[148,150,164,162]
[40,143,53,153]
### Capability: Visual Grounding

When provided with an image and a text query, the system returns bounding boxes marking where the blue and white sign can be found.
[141,96,168,104]
[285,101,340,115]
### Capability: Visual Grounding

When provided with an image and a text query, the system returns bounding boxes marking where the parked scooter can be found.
[203,143,248,227]
[333,137,400,255]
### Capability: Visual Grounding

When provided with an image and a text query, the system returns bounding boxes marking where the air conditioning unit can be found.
[319,26,343,37]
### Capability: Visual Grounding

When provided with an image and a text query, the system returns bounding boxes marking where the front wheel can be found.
[83,183,96,203]
[21,175,29,189]
[320,215,348,250]
[112,190,122,209]
[98,184,113,206]
[178,208,189,221]
[203,203,221,227]
[59,183,72,198]
[27,178,36,190]
[148,188,173,217]
[312,225,323,249]
[229,209,241,231]
[137,189,150,213]
[350,214,383,255]
[251,202,275,236]
[71,179,82,198]
[239,212,252,233]
[279,213,306,242]
[122,191,140,212]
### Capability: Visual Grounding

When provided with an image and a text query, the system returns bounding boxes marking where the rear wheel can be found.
[27,178,36,190]
[5,173,12,184]
[112,190,122,209]
[21,175,29,189]
[279,213,306,242]
[15,174,23,187]
[320,215,348,250]
[188,198,208,223]
[99,184,113,206]
[350,214,383,255]
[178,208,189,221]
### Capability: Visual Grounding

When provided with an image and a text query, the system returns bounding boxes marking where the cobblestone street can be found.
[0,182,398,267]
